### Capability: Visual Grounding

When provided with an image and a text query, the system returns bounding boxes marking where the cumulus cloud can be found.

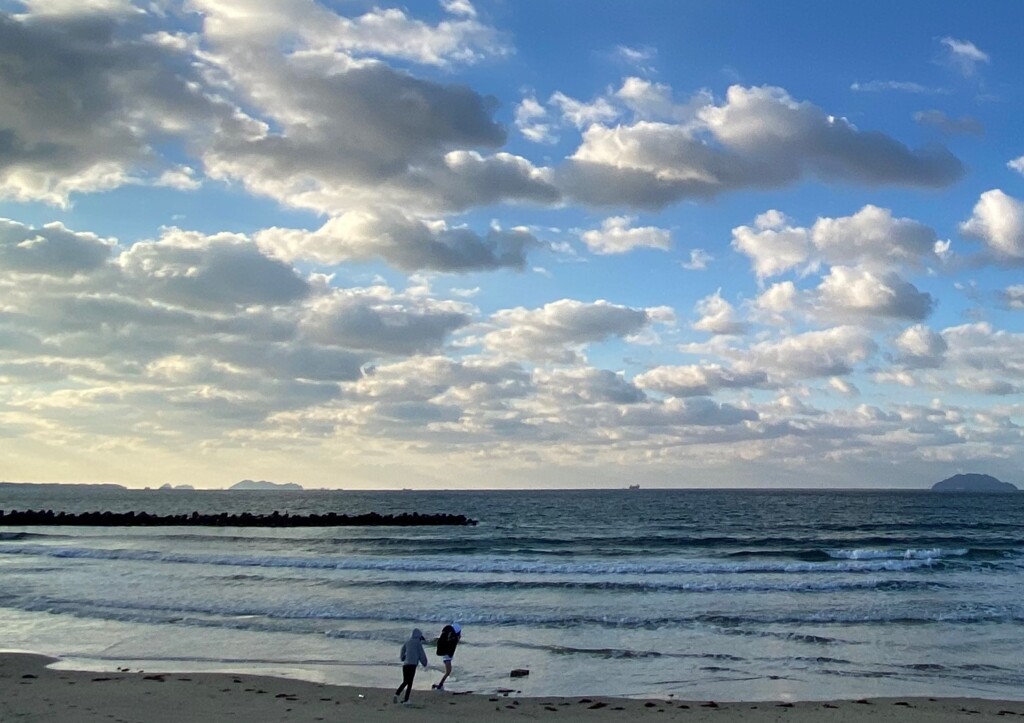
[636,364,767,397]
[480,299,657,362]
[118,229,310,311]
[563,85,962,208]
[515,96,557,144]
[894,324,948,368]
[256,211,540,273]
[731,212,812,279]
[741,326,877,380]
[579,216,671,255]
[0,218,116,276]
[1008,156,1024,176]
[550,91,619,128]
[1002,285,1024,310]
[816,267,934,321]
[752,281,800,324]
[733,205,940,279]
[692,290,748,335]
[0,10,227,206]
[960,189,1024,260]
[534,367,646,405]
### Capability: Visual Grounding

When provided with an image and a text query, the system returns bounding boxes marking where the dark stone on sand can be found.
[701,701,719,708]
[510,668,530,677]
[587,702,607,709]
[0,508,477,527]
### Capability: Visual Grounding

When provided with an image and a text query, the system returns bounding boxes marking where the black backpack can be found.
[436,625,458,656]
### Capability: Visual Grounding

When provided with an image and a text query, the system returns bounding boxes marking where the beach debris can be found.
[777,702,794,707]
[578,699,592,703]
[21,674,37,679]
[855,699,872,705]
[644,702,657,707]
[587,702,607,710]
[701,701,719,708]
[510,668,530,677]
[544,706,558,712]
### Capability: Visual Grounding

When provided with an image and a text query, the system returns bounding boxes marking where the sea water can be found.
[0,488,1022,701]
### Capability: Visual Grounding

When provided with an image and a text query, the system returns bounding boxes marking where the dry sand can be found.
[2,652,1022,722]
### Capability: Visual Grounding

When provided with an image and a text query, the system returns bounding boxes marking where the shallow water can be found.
[1,488,1022,700]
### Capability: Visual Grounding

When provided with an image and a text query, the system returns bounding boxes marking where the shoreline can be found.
[3,652,1023,722]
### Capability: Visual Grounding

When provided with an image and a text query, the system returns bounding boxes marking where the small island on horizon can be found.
[228,479,304,491]
[931,473,1019,493]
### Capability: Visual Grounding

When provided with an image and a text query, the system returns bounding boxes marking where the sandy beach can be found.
[2,653,1022,722]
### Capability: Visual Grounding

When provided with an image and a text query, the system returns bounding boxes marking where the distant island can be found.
[0,481,126,490]
[159,483,195,490]
[228,479,303,491]
[931,473,1019,493]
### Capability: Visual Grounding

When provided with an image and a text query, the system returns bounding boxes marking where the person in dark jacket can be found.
[432,623,461,691]
[394,627,428,704]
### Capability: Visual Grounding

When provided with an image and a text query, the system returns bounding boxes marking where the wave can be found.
[0,532,57,541]
[325,577,952,594]
[12,592,1024,630]
[0,543,950,574]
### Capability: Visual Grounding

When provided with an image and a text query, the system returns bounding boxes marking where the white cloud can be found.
[731,216,812,279]
[480,299,655,362]
[816,266,934,321]
[441,0,477,18]
[0,218,116,276]
[828,377,859,396]
[579,216,672,255]
[636,364,767,397]
[550,91,619,128]
[850,80,945,94]
[681,248,713,271]
[741,326,877,380]
[1008,156,1024,175]
[563,85,962,209]
[1002,285,1024,310]
[894,324,948,368]
[515,96,557,144]
[734,205,939,279]
[256,211,540,273]
[752,281,800,324]
[960,189,1024,259]
[614,45,657,71]
[692,290,747,335]
[940,37,990,77]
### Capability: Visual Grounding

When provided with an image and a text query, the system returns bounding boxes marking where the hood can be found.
[410,627,424,641]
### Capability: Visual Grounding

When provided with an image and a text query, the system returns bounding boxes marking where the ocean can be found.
[0,487,1022,701]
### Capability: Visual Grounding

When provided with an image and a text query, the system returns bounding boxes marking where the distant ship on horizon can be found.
[627,484,640,490]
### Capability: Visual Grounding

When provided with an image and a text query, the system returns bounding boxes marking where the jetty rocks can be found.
[0,509,478,527]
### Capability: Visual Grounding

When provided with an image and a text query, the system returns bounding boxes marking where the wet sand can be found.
[2,652,1022,722]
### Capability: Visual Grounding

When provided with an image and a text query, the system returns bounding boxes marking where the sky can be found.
[1,0,1023,490]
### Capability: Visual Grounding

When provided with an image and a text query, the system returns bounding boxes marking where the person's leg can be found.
[403,664,417,702]
[437,659,452,688]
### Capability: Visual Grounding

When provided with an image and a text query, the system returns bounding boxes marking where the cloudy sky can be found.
[1,0,1023,489]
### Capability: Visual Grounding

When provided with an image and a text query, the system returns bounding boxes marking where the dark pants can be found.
[395,664,417,702]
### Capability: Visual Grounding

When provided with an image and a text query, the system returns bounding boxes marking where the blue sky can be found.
[1,0,1023,489]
